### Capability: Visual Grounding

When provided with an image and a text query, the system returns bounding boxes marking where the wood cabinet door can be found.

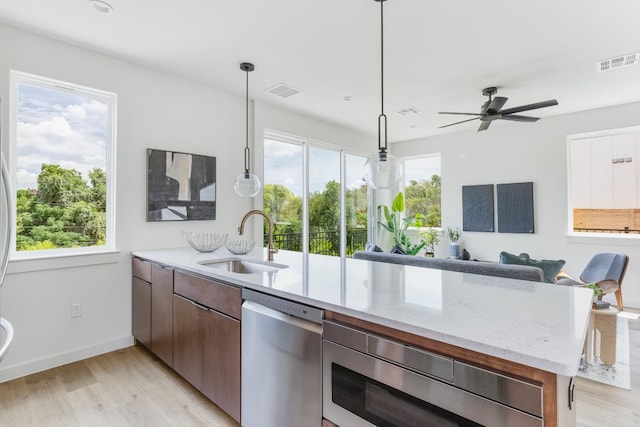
[151,263,174,367]
[132,276,151,348]
[172,294,203,390]
[201,309,241,423]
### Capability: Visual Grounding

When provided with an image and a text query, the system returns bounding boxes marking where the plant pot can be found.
[449,243,460,258]
[390,244,407,255]
[424,252,435,258]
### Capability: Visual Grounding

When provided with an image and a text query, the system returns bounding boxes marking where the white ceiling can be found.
[1,0,639,142]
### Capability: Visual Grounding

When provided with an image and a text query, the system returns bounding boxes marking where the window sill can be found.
[6,249,121,274]
[566,232,640,246]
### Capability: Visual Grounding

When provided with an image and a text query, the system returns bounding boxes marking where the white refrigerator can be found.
[1,98,15,363]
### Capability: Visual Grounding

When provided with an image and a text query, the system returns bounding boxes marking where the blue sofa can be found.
[352,251,545,282]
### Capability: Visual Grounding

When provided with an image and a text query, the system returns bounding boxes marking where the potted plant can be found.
[447,226,461,258]
[378,192,425,255]
[420,228,440,257]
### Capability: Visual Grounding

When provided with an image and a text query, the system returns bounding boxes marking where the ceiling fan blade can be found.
[477,121,491,132]
[487,96,508,114]
[499,114,540,123]
[438,112,482,116]
[438,117,480,129]
[500,99,558,115]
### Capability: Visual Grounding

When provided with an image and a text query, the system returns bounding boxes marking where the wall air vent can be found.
[264,83,301,99]
[597,52,639,72]
[396,107,421,116]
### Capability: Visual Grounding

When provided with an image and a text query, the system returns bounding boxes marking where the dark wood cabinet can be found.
[201,308,240,421]
[173,270,242,423]
[132,258,151,348]
[132,258,174,367]
[151,263,174,367]
[172,294,203,389]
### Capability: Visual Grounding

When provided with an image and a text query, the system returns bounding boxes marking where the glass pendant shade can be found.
[234,171,261,197]
[364,153,403,190]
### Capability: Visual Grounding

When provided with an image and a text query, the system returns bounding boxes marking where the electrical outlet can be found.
[71,303,82,318]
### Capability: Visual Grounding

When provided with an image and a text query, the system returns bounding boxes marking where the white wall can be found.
[0,23,371,381]
[393,101,640,309]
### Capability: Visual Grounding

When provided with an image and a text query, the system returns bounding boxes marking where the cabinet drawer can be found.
[174,271,242,320]
[132,257,151,282]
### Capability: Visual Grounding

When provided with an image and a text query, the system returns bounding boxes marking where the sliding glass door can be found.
[263,135,368,257]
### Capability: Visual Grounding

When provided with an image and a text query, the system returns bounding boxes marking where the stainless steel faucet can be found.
[238,209,278,261]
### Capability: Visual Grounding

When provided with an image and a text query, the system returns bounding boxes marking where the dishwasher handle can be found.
[242,288,323,324]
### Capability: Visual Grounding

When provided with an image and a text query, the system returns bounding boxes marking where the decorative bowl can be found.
[225,238,257,255]
[183,230,227,253]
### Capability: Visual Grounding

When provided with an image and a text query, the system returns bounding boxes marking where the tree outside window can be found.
[11,71,115,253]
[403,156,441,227]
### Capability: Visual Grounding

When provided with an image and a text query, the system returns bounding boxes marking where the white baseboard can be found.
[0,335,134,383]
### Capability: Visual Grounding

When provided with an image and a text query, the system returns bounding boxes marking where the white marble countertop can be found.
[132,247,593,376]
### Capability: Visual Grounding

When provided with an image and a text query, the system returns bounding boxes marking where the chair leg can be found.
[615,289,624,311]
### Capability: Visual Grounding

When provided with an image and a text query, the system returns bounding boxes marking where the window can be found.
[263,134,368,257]
[10,71,116,256]
[568,126,640,235]
[401,155,441,227]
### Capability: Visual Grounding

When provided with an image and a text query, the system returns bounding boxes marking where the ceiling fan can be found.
[438,87,558,132]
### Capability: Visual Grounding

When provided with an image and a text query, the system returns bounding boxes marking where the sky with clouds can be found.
[264,139,369,196]
[16,84,108,190]
[264,139,440,196]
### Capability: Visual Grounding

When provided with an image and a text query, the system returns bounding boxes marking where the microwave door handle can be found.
[0,317,14,362]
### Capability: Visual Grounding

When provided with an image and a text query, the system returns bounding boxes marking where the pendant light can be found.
[364,0,403,189]
[234,62,262,197]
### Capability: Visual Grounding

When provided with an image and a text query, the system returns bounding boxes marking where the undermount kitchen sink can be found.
[198,257,288,274]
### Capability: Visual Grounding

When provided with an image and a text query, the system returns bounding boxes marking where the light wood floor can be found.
[0,345,239,427]
[0,311,639,427]
[575,308,640,427]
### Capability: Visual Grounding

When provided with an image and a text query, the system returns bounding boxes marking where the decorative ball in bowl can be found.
[183,230,227,253]
[225,238,256,255]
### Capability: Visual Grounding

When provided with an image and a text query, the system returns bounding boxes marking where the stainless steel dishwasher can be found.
[241,288,324,427]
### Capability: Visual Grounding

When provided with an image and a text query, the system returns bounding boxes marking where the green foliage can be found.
[584,282,603,297]
[262,181,368,255]
[378,192,426,255]
[404,175,441,227]
[420,227,441,253]
[447,226,461,243]
[15,164,106,251]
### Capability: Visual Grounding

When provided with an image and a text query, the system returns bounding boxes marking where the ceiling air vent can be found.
[264,83,301,99]
[597,52,639,72]
[396,107,421,116]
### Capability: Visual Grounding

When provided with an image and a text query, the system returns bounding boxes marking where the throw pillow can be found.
[499,251,565,283]
[365,242,384,252]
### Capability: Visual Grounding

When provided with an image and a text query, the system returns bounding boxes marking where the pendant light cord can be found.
[244,68,250,177]
[378,0,388,161]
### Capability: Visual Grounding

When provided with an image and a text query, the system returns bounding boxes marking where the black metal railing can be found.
[574,226,640,234]
[266,228,368,257]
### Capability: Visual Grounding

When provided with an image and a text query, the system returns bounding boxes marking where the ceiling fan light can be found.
[364,153,403,190]
[234,172,261,197]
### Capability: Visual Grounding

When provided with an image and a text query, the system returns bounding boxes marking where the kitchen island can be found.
[132,247,593,427]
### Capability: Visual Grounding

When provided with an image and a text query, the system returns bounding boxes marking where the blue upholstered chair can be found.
[557,253,629,310]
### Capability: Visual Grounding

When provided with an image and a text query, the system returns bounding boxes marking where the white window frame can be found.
[263,130,371,257]
[567,125,640,240]
[8,70,118,268]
